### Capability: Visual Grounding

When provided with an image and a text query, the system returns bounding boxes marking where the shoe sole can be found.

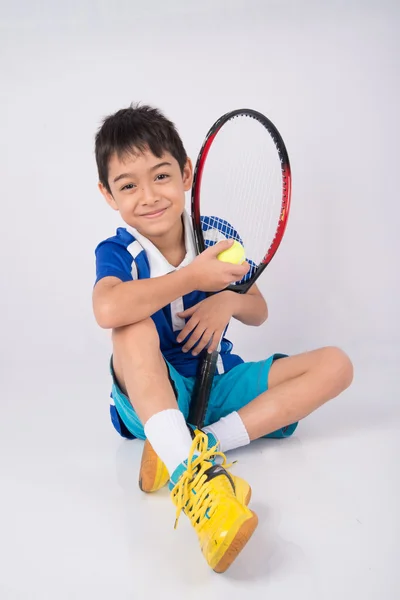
[139,462,169,493]
[213,512,259,574]
[139,442,169,493]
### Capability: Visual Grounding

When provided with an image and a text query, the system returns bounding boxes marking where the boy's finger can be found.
[207,331,221,354]
[177,305,197,318]
[182,325,206,353]
[176,316,199,343]
[227,263,250,277]
[192,329,213,356]
[206,239,234,256]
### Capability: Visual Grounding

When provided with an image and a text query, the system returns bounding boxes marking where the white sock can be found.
[203,411,250,453]
[144,409,193,476]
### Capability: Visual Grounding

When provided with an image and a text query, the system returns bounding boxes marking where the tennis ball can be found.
[217,240,246,264]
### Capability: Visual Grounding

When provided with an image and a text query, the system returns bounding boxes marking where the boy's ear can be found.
[98,182,119,211]
[182,158,194,192]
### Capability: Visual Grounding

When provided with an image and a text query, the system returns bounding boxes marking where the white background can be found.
[1,1,399,599]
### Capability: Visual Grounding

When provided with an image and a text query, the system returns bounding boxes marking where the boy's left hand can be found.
[176,292,237,355]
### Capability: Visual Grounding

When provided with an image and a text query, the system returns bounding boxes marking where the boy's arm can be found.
[93,269,196,329]
[229,284,268,326]
[93,239,250,329]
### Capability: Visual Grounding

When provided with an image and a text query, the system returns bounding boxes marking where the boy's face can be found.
[99,148,193,239]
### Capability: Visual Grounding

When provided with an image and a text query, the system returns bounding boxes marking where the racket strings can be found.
[198,115,284,274]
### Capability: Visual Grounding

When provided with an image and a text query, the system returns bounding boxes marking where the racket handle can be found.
[188,350,219,428]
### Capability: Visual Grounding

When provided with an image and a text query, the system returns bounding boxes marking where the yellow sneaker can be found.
[139,434,252,505]
[139,439,170,493]
[170,432,258,573]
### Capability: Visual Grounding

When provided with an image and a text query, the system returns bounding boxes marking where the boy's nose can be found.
[141,185,159,205]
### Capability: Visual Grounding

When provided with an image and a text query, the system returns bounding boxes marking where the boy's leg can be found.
[204,347,353,449]
[112,318,193,475]
[113,319,176,423]
[240,347,353,440]
[112,318,257,572]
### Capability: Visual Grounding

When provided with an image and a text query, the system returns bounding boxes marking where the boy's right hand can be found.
[187,240,250,292]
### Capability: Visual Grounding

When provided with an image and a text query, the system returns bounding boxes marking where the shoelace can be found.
[172,432,232,531]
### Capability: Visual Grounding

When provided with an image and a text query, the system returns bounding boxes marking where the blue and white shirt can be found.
[95,211,248,377]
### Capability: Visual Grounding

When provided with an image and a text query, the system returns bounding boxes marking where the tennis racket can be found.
[187,108,291,428]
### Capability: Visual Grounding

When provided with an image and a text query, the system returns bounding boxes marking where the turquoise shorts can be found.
[109,353,298,440]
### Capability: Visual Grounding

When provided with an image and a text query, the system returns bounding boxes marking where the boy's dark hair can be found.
[95,103,188,194]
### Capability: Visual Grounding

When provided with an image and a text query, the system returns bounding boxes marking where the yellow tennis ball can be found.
[217,240,246,264]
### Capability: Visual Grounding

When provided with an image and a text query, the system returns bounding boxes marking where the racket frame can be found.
[188,108,292,427]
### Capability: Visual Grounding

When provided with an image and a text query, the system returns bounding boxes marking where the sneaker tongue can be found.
[169,452,213,490]
[188,426,220,451]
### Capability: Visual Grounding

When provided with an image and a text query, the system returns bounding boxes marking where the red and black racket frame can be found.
[188,108,292,427]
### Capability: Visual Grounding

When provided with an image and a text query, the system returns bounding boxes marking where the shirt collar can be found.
[126,210,197,277]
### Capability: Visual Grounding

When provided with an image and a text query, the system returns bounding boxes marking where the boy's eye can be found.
[121,183,135,191]
[156,173,170,181]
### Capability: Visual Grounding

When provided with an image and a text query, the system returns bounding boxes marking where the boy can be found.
[93,104,353,573]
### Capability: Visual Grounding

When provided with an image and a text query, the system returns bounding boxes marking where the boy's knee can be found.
[112,318,160,352]
[322,346,354,390]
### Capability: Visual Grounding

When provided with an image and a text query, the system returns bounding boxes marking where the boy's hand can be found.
[187,240,250,292]
[176,292,238,355]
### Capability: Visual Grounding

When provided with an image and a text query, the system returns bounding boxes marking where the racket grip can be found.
[188,350,219,428]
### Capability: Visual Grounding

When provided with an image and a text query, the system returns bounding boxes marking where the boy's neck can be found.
[147,215,186,267]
